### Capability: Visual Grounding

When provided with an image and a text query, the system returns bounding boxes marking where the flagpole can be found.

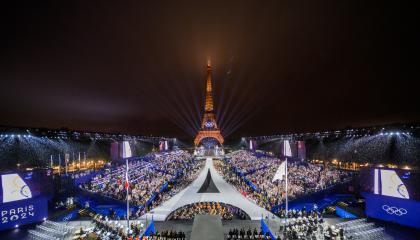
[284,141,288,237]
[285,157,288,225]
[126,158,130,231]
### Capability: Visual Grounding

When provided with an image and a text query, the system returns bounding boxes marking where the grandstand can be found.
[1,124,419,240]
[4,0,420,238]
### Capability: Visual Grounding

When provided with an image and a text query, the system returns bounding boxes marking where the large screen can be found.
[249,140,257,150]
[159,140,169,151]
[359,168,419,200]
[0,171,50,231]
[280,140,305,159]
[282,140,292,157]
[374,169,410,199]
[361,168,420,229]
[1,174,33,203]
[121,141,132,158]
[0,170,53,204]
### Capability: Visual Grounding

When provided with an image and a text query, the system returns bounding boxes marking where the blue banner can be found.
[0,196,48,231]
[270,187,351,213]
[142,220,155,236]
[335,206,357,219]
[57,209,79,222]
[73,170,104,185]
[260,219,276,239]
[363,192,420,229]
[245,179,258,191]
[159,182,169,193]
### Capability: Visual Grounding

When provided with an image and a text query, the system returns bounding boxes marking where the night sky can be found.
[3,1,419,139]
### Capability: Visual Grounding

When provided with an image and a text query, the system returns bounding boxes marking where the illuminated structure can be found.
[194,61,224,146]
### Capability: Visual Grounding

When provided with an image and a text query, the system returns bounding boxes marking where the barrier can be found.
[56,209,79,221]
[72,170,105,185]
[335,206,357,219]
[0,195,48,231]
[151,167,176,176]
[363,192,420,229]
[230,165,258,191]
[270,185,352,213]
[74,192,132,219]
[243,166,268,176]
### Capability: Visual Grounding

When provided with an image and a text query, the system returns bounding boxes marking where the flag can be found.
[125,162,129,190]
[272,160,287,182]
[125,172,129,189]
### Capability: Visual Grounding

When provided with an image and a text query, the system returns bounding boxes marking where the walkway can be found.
[140,158,279,221]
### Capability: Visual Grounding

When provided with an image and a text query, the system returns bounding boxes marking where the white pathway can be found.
[140,157,279,221]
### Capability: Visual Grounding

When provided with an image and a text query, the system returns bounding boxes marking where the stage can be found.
[140,157,279,221]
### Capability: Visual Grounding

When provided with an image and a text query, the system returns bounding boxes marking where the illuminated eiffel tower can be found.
[194,60,224,146]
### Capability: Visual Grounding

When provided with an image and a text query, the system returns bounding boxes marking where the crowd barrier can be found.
[335,206,357,219]
[151,167,176,176]
[230,165,259,191]
[72,170,105,185]
[56,209,79,222]
[243,166,269,176]
[270,185,352,213]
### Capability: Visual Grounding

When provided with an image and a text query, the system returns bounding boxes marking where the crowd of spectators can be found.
[136,160,205,216]
[80,151,201,209]
[227,150,280,174]
[156,160,204,203]
[216,150,352,212]
[167,202,249,220]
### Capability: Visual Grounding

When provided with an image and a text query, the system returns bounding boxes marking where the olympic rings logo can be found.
[382,205,407,216]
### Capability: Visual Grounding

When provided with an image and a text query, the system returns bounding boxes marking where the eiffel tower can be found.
[194,60,224,146]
